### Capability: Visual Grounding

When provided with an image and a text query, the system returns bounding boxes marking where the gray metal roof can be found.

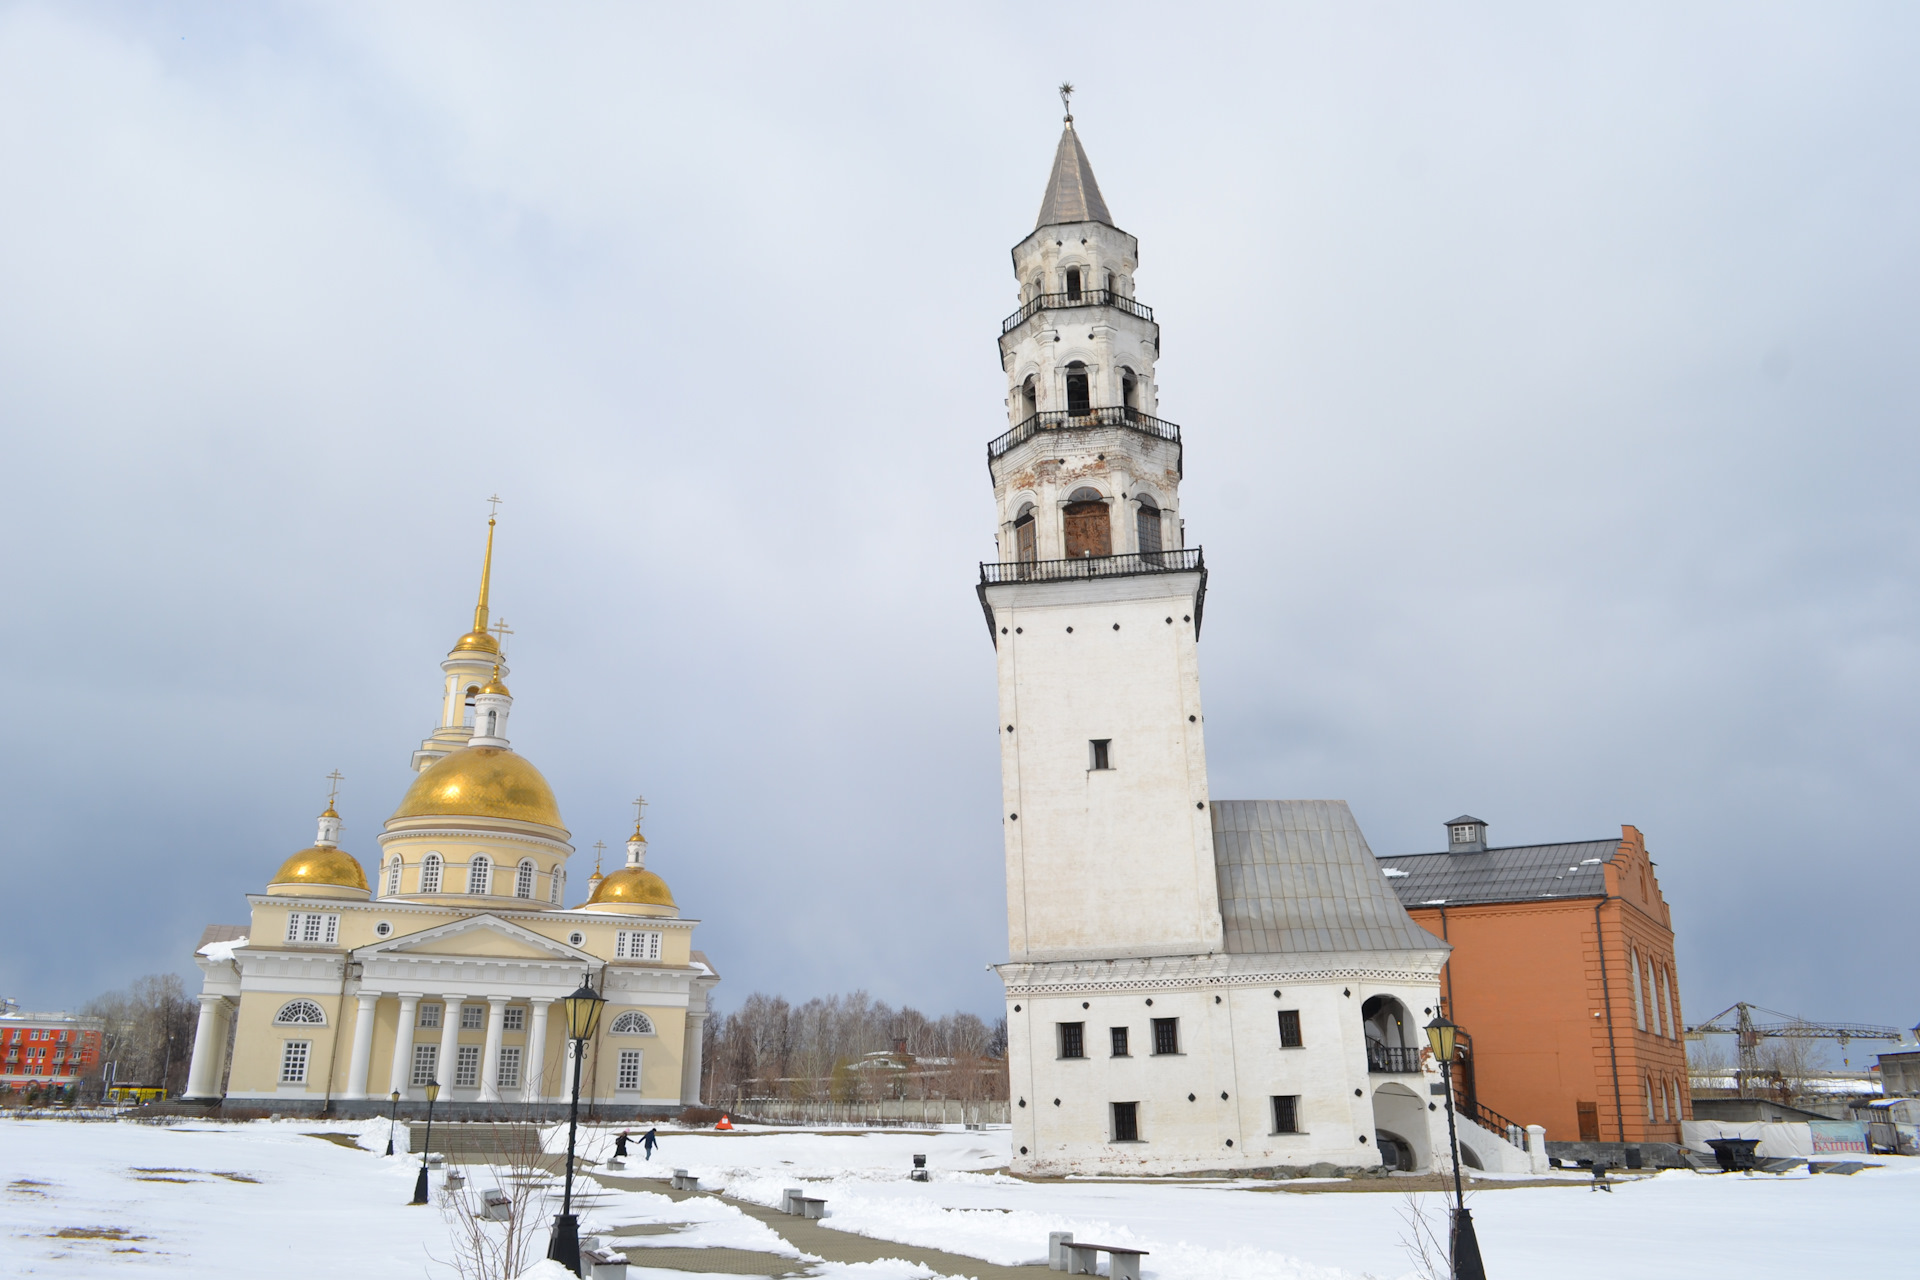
[1374,839,1622,908]
[1210,800,1445,955]
[1036,122,1113,229]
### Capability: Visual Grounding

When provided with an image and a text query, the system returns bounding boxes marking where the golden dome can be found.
[453,630,500,653]
[587,866,676,910]
[480,673,511,696]
[268,846,368,892]
[391,745,565,830]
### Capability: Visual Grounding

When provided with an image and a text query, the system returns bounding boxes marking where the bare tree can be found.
[431,1126,554,1280]
[83,974,198,1097]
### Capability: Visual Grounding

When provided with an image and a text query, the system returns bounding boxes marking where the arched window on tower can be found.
[463,686,479,727]
[468,855,492,895]
[385,857,402,897]
[484,709,498,737]
[550,868,562,904]
[1064,487,1111,559]
[420,853,443,894]
[1065,266,1082,301]
[1105,269,1115,295]
[1135,493,1163,558]
[274,999,327,1026]
[1064,362,1091,416]
[1120,366,1137,414]
[1013,503,1037,564]
[1021,375,1038,421]
[516,859,536,899]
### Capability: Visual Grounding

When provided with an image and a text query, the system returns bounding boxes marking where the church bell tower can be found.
[980,102,1221,964]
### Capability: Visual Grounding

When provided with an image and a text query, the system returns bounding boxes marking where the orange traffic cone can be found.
[715,1114,734,1130]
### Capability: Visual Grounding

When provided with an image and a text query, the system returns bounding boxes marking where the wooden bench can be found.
[479,1190,511,1221]
[1589,1162,1613,1193]
[581,1246,628,1279]
[669,1169,700,1191]
[1065,1241,1148,1280]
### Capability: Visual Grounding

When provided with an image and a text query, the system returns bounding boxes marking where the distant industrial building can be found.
[0,1001,104,1091]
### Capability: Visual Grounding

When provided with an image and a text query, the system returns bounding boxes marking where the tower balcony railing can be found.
[1002,288,1154,335]
[987,406,1181,462]
[979,547,1203,586]
[1365,1043,1424,1074]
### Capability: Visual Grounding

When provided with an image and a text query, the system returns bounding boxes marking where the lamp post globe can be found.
[1424,1013,1486,1280]
[548,975,606,1276]
[385,1089,402,1157]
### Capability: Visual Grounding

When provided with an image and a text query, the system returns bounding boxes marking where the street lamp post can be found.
[1425,1013,1487,1280]
[385,1090,403,1157]
[547,975,607,1277]
[410,1081,441,1205]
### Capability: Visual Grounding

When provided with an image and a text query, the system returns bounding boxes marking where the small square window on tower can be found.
[1090,739,1112,771]
[1272,1095,1301,1134]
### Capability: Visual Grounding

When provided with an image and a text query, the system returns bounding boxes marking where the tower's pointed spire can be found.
[453,499,502,654]
[1035,85,1113,230]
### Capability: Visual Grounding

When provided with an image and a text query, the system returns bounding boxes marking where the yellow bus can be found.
[106,1085,168,1106]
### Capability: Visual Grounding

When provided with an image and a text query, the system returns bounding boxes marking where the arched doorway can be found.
[1361,995,1419,1074]
[1064,488,1110,558]
[1373,1082,1431,1172]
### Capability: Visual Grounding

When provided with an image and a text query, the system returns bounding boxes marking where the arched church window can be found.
[610,1011,655,1036]
[1064,361,1091,416]
[1105,269,1115,295]
[468,855,492,895]
[1065,266,1082,301]
[1135,493,1163,557]
[550,869,563,904]
[1064,487,1111,559]
[1120,366,1137,412]
[1021,375,1038,421]
[1013,503,1037,564]
[463,686,478,727]
[274,999,326,1026]
[421,853,443,894]
[516,859,536,899]
[484,709,498,737]
[385,857,402,897]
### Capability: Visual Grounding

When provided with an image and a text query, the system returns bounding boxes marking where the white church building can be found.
[984,109,1473,1176]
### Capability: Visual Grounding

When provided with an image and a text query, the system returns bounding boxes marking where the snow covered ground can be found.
[3,1117,1912,1278]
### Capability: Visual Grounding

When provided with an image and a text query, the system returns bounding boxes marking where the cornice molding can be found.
[995,949,1445,997]
[376,827,574,855]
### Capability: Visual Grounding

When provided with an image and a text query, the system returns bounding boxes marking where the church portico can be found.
[186,515,719,1119]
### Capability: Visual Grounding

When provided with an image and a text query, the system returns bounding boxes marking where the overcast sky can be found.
[2,4,1916,1041]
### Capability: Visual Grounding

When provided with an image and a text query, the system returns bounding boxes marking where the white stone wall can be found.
[986,573,1216,962]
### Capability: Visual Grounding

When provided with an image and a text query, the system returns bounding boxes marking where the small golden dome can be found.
[391,745,565,830]
[480,674,511,696]
[268,846,368,893]
[587,866,676,910]
[453,629,500,654]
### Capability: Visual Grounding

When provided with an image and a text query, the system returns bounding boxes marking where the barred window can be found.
[454,1045,481,1088]
[615,930,662,961]
[280,1041,310,1084]
[1058,1022,1085,1059]
[274,999,326,1026]
[421,853,443,894]
[467,855,492,895]
[610,1011,655,1036]
[503,1007,526,1032]
[411,1043,438,1086]
[1111,1101,1139,1142]
[418,1003,442,1030]
[461,1004,485,1030]
[497,1046,522,1090]
[616,1049,643,1091]
[516,859,536,899]
[1110,1027,1129,1057]
[1277,1010,1303,1048]
[1272,1095,1300,1134]
[1151,1018,1179,1056]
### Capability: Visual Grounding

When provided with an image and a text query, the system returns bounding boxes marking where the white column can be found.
[388,996,420,1098]
[183,995,230,1100]
[681,1010,708,1106]
[437,997,465,1091]
[478,997,508,1103]
[344,993,379,1100]
[524,999,551,1102]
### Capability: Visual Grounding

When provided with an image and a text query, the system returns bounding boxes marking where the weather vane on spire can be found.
[325,769,344,808]
[1059,82,1074,122]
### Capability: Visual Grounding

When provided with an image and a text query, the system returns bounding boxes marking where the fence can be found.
[729,1098,1010,1127]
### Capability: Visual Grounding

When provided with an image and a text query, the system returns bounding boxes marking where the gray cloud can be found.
[1,4,1914,1035]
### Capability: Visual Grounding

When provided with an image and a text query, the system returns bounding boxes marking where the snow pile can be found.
[195,935,248,960]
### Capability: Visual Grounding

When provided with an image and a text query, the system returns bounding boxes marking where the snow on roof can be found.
[197,935,250,961]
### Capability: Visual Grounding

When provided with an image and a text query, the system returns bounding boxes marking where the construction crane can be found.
[1686,1003,1907,1097]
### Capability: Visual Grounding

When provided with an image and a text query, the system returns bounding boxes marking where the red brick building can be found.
[1377,818,1690,1145]
[1,1007,105,1093]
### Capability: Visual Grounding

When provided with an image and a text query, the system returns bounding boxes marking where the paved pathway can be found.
[594,1170,1053,1279]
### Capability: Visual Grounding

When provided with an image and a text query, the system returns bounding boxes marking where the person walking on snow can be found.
[642,1128,659,1160]
[613,1131,630,1160]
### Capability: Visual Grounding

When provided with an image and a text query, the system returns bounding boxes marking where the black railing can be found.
[987,406,1181,461]
[1464,1094,1528,1144]
[1366,1043,1424,1074]
[1002,288,1154,334]
[980,548,1203,586]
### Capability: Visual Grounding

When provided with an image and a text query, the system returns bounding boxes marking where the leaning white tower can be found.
[985,106,1456,1178]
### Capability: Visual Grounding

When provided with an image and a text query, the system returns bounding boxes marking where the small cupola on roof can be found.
[470,664,513,747]
[1446,815,1489,854]
[1035,85,1114,230]
[267,776,370,898]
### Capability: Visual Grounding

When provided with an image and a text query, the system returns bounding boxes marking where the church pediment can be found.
[362,914,590,963]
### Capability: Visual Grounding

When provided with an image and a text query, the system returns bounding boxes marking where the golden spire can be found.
[453,498,504,654]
